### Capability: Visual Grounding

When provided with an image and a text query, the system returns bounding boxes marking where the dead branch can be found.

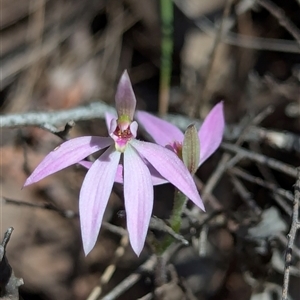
[174,0,300,53]
[257,0,300,48]
[191,0,234,118]
[282,168,300,300]
[1,102,299,155]
[0,228,23,300]
[230,167,293,201]
[101,255,157,300]
[86,236,129,300]
[221,142,297,178]
[3,197,187,245]
[101,243,180,300]
[0,102,115,128]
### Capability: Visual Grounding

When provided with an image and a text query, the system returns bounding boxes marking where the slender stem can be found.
[156,189,188,255]
[169,190,188,233]
[159,0,174,115]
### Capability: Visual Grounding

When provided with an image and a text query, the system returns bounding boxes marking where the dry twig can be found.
[86,236,129,300]
[0,228,23,299]
[221,142,297,178]
[229,167,294,203]
[174,0,300,53]
[2,102,299,156]
[3,197,187,245]
[282,169,300,300]
[256,0,300,47]
[230,174,262,216]
[101,243,180,300]
[190,0,234,118]
[101,255,157,300]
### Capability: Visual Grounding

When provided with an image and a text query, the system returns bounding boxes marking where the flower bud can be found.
[182,124,200,174]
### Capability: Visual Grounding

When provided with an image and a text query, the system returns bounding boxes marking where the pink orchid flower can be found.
[79,114,168,186]
[135,102,225,173]
[24,71,203,256]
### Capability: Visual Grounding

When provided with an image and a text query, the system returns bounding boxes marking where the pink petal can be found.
[115,70,136,120]
[78,160,93,169]
[123,144,153,256]
[115,164,123,184]
[115,163,167,186]
[79,147,121,255]
[105,112,117,132]
[79,160,123,184]
[79,161,167,185]
[109,118,118,135]
[135,110,184,146]
[147,165,168,185]
[129,121,138,138]
[24,136,113,186]
[131,140,205,211]
[198,102,225,165]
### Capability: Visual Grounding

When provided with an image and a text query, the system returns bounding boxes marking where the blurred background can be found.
[1,0,300,299]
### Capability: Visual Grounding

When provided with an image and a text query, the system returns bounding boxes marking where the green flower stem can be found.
[159,0,173,115]
[169,189,188,233]
[156,188,188,255]
[153,125,199,255]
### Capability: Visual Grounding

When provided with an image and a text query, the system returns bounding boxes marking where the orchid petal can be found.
[78,160,93,169]
[198,102,225,165]
[115,70,136,120]
[115,165,123,184]
[124,144,153,256]
[24,136,113,186]
[136,111,184,146]
[79,161,166,185]
[147,165,168,185]
[105,112,117,132]
[79,160,124,184]
[131,140,205,211]
[129,121,138,138]
[79,147,121,255]
[112,163,167,185]
[109,118,118,135]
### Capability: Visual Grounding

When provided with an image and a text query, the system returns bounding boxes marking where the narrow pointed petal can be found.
[131,140,205,211]
[79,147,121,255]
[115,70,136,120]
[124,145,153,255]
[24,136,113,186]
[136,110,184,146]
[198,102,225,165]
